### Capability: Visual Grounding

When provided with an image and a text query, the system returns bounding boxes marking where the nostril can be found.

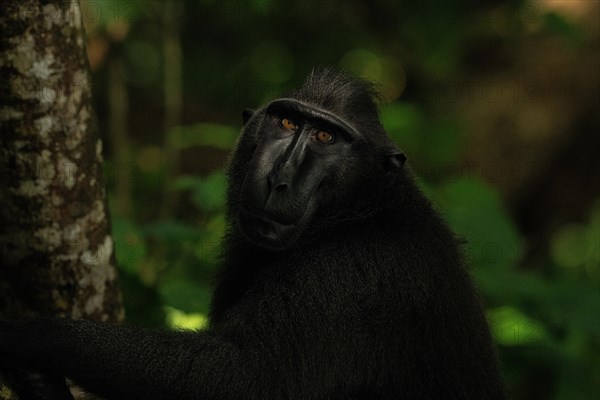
[274,183,288,192]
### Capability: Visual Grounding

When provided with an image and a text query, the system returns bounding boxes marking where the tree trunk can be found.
[0,0,124,397]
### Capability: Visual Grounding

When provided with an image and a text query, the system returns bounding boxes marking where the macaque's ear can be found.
[384,151,407,171]
[242,108,255,125]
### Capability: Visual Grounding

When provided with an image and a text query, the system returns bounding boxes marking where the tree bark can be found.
[0,0,124,397]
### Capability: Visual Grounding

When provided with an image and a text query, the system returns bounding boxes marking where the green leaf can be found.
[159,279,212,314]
[380,102,424,156]
[170,175,204,191]
[142,220,205,242]
[170,172,227,212]
[544,12,583,45]
[551,203,600,271]
[475,266,600,336]
[434,178,521,270]
[189,172,227,212]
[489,306,548,346]
[111,218,147,274]
[551,224,591,268]
[164,306,208,331]
[194,214,226,266]
[422,118,464,166]
[167,123,239,150]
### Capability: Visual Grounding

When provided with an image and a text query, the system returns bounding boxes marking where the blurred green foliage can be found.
[87,0,599,398]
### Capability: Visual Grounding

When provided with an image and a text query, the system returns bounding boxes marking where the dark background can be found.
[81,1,599,399]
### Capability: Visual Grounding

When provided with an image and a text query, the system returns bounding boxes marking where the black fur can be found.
[0,68,506,399]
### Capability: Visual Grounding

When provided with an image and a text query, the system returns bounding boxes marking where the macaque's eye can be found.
[315,130,334,144]
[279,118,297,130]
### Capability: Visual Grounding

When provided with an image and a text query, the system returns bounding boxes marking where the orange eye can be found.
[316,131,334,143]
[280,118,297,130]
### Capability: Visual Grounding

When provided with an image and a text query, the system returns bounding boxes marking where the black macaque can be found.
[0,68,507,400]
